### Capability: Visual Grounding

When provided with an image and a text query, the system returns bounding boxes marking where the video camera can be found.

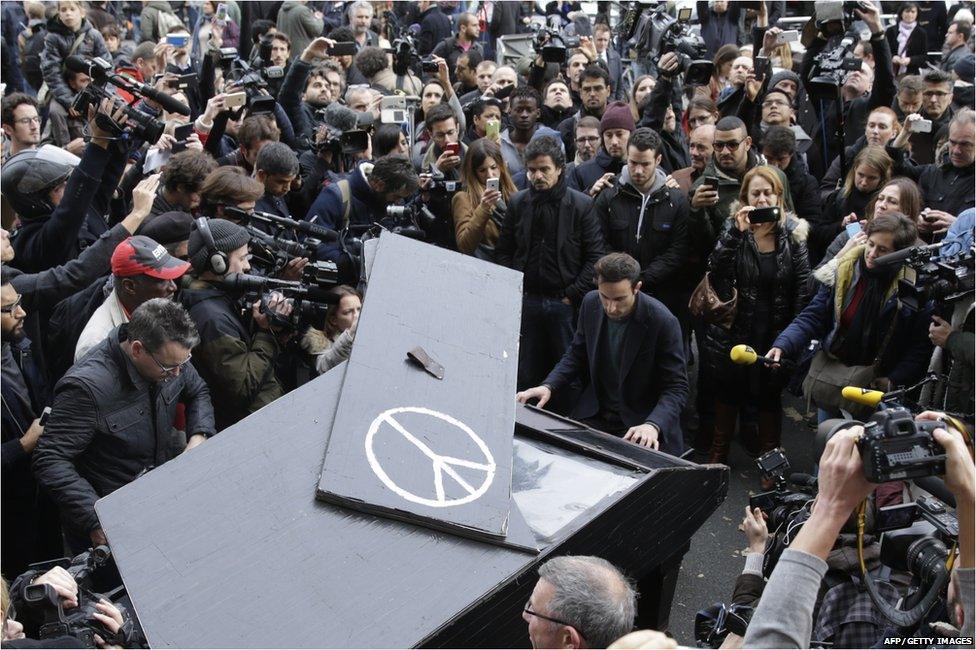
[220,272,339,331]
[529,25,581,63]
[896,246,974,314]
[216,44,282,114]
[66,56,183,144]
[10,546,140,648]
[384,10,421,78]
[385,199,437,241]
[623,4,713,85]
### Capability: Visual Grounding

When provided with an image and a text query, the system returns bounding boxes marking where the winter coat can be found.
[494,184,606,303]
[887,146,975,221]
[594,167,693,313]
[180,279,284,432]
[40,16,109,110]
[139,0,183,45]
[704,205,812,383]
[276,1,325,60]
[567,148,624,194]
[772,245,934,387]
[32,325,215,536]
[885,22,929,75]
[639,75,691,174]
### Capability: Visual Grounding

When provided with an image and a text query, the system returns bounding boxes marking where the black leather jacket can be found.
[33,326,215,535]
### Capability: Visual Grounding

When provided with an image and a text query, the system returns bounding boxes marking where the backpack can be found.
[152,9,184,41]
[19,23,47,90]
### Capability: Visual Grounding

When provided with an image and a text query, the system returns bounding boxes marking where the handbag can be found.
[688,272,737,330]
[802,319,898,417]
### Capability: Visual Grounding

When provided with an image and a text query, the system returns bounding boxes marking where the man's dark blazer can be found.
[543,290,688,455]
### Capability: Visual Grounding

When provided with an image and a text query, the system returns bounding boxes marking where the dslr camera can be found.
[531,26,580,63]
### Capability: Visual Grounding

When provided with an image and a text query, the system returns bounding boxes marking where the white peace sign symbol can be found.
[364,406,497,508]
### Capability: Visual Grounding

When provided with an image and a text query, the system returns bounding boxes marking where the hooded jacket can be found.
[703,204,812,382]
[773,245,934,387]
[276,1,325,60]
[40,16,109,110]
[180,279,284,431]
[594,167,693,310]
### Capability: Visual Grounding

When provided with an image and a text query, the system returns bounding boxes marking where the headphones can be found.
[195,217,228,275]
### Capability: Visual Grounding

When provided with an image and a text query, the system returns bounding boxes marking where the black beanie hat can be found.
[187,218,250,274]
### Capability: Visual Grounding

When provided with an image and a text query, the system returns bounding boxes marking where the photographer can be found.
[887,109,975,240]
[4,100,130,273]
[304,155,420,283]
[197,166,265,223]
[800,1,893,179]
[278,37,335,144]
[453,139,518,259]
[253,142,301,223]
[354,45,422,96]
[33,299,215,552]
[768,213,932,421]
[181,218,292,430]
[742,417,975,647]
[639,52,691,175]
[301,285,361,376]
[149,149,218,218]
[215,114,280,174]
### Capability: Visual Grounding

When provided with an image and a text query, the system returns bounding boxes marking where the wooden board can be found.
[317,233,523,542]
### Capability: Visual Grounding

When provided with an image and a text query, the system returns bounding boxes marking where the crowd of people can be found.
[0,0,974,647]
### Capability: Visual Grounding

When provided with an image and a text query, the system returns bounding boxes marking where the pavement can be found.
[668,390,820,646]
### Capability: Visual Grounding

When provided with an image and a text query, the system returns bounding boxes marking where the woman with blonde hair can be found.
[702,166,811,476]
[452,138,517,259]
[809,145,893,263]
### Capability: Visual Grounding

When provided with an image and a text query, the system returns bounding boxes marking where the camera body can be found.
[897,247,974,313]
[859,408,946,483]
[624,5,713,85]
[70,57,166,143]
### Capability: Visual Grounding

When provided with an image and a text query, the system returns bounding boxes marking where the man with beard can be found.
[568,101,634,196]
[458,60,497,105]
[453,51,482,97]
[572,116,602,166]
[279,37,334,144]
[594,128,693,342]
[516,253,687,455]
[688,116,759,263]
[1,93,41,157]
[541,79,577,129]
[495,136,606,396]
[671,124,714,194]
[558,65,612,161]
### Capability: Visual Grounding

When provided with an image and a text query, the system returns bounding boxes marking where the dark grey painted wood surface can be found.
[317,233,523,541]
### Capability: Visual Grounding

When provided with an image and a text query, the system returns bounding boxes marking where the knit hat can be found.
[953,54,975,85]
[187,218,250,274]
[768,70,801,97]
[600,101,636,135]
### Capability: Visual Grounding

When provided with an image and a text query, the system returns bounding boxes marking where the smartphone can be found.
[175,73,197,90]
[380,95,408,124]
[485,118,500,140]
[329,41,358,56]
[224,91,247,108]
[486,177,499,192]
[166,33,190,48]
[748,206,781,224]
[754,56,770,81]
[39,406,52,426]
[493,84,515,100]
[444,142,461,156]
[845,221,862,237]
[701,177,719,193]
[214,2,228,22]
[775,29,799,45]
[910,118,933,133]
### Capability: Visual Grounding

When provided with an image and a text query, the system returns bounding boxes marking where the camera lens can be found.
[906,537,949,585]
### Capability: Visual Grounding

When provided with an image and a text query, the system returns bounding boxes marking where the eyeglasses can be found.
[922,90,950,98]
[147,349,192,376]
[762,99,790,108]
[713,139,745,151]
[13,116,41,125]
[0,295,22,314]
[524,601,587,641]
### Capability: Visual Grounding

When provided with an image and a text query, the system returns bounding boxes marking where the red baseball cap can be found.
[111,236,190,280]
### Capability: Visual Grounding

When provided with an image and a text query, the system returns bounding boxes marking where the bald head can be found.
[689,124,715,171]
[730,56,753,85]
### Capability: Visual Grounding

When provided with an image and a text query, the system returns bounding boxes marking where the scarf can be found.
[528,173,567,210]
[896,20,916,73]
[831,256,898,366]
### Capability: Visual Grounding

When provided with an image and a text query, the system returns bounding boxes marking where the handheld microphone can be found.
[729,344,792,367]
[65,56,191,116]
[840,386,886,407]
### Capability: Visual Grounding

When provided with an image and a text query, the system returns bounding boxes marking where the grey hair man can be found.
[523,555,638,649]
